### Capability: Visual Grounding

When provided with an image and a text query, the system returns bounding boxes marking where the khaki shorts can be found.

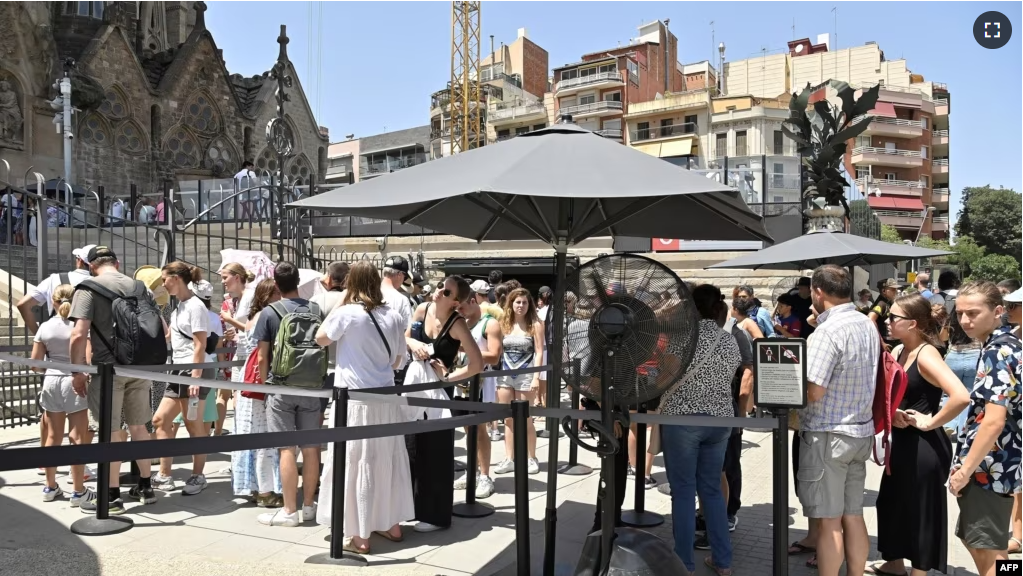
[87,375,153,428]
[796,431,873,519]
[955,480,1014,550]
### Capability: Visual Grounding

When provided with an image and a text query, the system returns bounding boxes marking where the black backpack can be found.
[176,326,220,355]
[76,279,168,366]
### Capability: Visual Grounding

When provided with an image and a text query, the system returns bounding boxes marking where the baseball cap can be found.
[383,255,410,280]
[470,279,489,294]
[878,278,904,290]
[87,245,117,263]
[72,244,97,263]
[539,286,552,297]
[412,271,427,287]
[189,280,214,300]
[1004,288,1022,303]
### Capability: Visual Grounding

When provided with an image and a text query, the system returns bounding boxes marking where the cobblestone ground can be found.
[0,410,1008,576]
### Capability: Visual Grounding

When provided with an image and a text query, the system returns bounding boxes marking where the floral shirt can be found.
[954,325,1021,494]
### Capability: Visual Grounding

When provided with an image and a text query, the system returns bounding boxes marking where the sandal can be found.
[788,541,816,555]
[374,530,404,543]
[865,564,908,576]
[704,556,733,576]
[342,538,370,555]
[806,554,818,570]
[1009,537,1022,555]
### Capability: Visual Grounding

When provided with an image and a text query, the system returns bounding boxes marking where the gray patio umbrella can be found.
[289,121,771,575]
[706,230,951,270]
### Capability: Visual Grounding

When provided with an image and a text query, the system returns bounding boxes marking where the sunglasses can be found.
[888,312,912,323]
[435,281,451,298]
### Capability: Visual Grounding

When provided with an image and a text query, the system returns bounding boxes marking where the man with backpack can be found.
[68,246,162,513]
[254,261,327,528]
[17,244,96,335]
[798,265,880,576]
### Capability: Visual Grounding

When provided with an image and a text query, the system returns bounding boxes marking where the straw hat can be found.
[134,265,169,307]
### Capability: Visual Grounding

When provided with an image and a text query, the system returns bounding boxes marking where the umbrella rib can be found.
[688,194,774,243]
[595,199,618,237]
[571,196,668,244]
[476,195,519,242]
[525,195,556,241]
[482,192,553,243]
[568,199,601,240]
[465,194,548,242]
[399,197,449,225]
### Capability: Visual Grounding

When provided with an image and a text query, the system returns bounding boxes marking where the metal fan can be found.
[559,253,699,576]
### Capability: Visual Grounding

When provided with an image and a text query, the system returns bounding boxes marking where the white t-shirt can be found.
[169,296,209,364]
[321,303,407,390]
[311,290,345,367]
[29,269,91,314]
[382,286,413,370]
[205,309,223,363]
[34,315,73,375]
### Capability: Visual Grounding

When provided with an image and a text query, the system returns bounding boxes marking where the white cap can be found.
[72,244,97,263]
[189,280,214,300]
[470,279,489,294]
[1005,288,1022,303]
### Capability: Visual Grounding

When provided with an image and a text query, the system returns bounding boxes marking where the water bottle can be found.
[187,396,199,421]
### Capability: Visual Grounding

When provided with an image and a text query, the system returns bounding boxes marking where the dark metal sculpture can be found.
[268,25,294,261]
[782,82,880,213]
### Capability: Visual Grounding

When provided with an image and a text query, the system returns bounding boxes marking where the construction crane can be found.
[449,1,483,154]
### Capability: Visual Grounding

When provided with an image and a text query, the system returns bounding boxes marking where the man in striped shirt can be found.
[798,264,880,576]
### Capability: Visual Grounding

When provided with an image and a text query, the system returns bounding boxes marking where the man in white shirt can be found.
[382,255,414,384]
[234,161,257,221]
[18,244,96,334]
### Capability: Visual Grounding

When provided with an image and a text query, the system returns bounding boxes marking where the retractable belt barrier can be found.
[0,357,788,573]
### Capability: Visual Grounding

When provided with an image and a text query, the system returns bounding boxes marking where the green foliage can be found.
[967,254,1022,284]
[782,82,881,213]
[847,199,881,239]
[956,187,1021,262]
[881,224,903,244]
[946,236,987,278]
[955,185,1001,238]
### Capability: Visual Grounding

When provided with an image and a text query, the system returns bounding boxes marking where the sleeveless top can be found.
[411,303,462,371]
[899,346,944,417]
[501,330,535,371]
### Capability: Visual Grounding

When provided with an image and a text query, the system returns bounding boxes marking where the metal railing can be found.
[932,129,949,138]
[488,101,547,121]
[852,146,923,158]
[557,100,623,117]
[868,116,925,128]
[593,128,622,139]
[874,210,925,218]
[768,175,802,190]
[932,82,948,91]
[630,123,698,142]
[932,98,949,107]
[555,71,622,92]
[932,215,950,223]
[933,158,950,166]
[855,178,924,189]
[360,153,428,176]
[932,187,950,195]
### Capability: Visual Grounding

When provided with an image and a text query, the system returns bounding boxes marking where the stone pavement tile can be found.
[189,532,295,563]
[109,523,232,558]
[186,501,327,544]
[415,525,521,574]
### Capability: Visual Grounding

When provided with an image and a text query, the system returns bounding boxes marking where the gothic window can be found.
[255,147,278,173]
[184,92,221,135]
[204,137,237,175]
[288,156,312,182]
[98,86,129,120]
[164,127,200,168]
[79,113,111,147]
[115,120,146,155]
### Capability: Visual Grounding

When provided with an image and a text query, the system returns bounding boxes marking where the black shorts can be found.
[163,369,212,399]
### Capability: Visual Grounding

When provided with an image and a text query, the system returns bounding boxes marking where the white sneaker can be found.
[493,459,515,475]
[453,472,470,490]
[258,509,300,527]
[66,465,96,485]
[489,429,504,442]
[182,474,207,495]
[475,475,495,499]
[413,521,445,533]
[302,503,317,523]
[42,485,63,502]
[152,473,177,491]
[526,458,540,475]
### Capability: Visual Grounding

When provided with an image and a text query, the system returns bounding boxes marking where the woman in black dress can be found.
[872,294,970,576]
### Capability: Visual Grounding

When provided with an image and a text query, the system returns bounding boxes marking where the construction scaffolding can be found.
[449,1,483,154]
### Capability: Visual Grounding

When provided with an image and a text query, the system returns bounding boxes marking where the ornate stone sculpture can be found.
[0,79,24,144]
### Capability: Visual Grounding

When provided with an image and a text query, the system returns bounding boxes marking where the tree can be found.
[946,236,986,278]
[881,224,903,244]
[955,185,1000,238]
[968,254,1022,283]
[958,188,1022,262]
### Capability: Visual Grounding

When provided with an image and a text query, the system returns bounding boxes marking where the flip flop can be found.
[373,530,404,543]
[865,564,908,576]
[342,538,370,555]
[806,554,818,570]
[1009,537,1022,555]
[703,556,733,576]
[788,541,815,555]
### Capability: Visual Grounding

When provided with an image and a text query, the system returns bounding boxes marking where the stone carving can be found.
[0,77,24,144]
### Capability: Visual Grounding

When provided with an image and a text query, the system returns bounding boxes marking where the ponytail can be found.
[53,284,75,320]
[190,265,202,284]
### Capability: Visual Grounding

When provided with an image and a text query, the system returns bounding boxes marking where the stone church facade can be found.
[0,1,327,197]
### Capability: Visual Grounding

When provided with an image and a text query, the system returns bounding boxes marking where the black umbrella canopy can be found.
[290,123,770,245]
[706,230,952,271]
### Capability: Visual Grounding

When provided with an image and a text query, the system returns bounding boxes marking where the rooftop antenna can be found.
[710,20,715,68]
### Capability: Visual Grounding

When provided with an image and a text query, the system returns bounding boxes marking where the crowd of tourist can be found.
[17,244,1021,574]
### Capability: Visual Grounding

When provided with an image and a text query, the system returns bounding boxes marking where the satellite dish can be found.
[795,44,804,53]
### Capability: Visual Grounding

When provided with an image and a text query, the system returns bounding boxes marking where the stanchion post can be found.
[512,400,531,576]
[308,387,366,566]
[71,363,133,536]
[773,408,789,576]
[621,403,663,528]
[558,358,591,476]
[453,375,494,518]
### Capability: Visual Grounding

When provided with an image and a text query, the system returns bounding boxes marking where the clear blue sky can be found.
[207,2,1022,218]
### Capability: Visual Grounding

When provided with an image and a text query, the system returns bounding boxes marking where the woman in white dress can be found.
[314,261,413,554]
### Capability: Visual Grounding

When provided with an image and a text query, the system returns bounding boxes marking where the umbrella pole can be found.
[542,238,569,576]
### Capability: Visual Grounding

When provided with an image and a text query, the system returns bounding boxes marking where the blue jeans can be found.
[943,349,980,439]
[661,420,733,571]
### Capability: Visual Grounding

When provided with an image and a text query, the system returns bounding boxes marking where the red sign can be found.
[653,238,680,251]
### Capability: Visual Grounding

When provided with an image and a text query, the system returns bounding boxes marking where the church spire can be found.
[277,25,289,62]
[194,1,207,31]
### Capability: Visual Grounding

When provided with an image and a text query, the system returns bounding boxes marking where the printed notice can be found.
[755,339,806,408]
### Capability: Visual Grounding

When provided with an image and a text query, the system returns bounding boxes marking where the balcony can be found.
[855,178,925,197]
[876,210,925,229]
[933,98,949,115]
[557,100,623,119]
[555,71,624,96]
[593,128,623,139]
[932,215,949,232]
[851,146,924,168]
[325,165,350,179]
[932,189,950,210]
[932,158,949,174]
[488,101,547,125]
[626,90,711,118]
[862,116,924,138]
[932,129,949,147]
[630,123,698,143]
[360,153,428,179]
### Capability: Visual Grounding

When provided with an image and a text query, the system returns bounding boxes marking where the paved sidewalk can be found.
[0,415,986,576]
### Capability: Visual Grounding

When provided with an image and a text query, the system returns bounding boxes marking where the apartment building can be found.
[552,20,682,141]
[324,125,431,184]
[722,36,951,240]
[483,28,552,143]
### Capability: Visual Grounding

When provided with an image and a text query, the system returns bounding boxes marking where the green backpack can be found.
[268,301,328,388]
